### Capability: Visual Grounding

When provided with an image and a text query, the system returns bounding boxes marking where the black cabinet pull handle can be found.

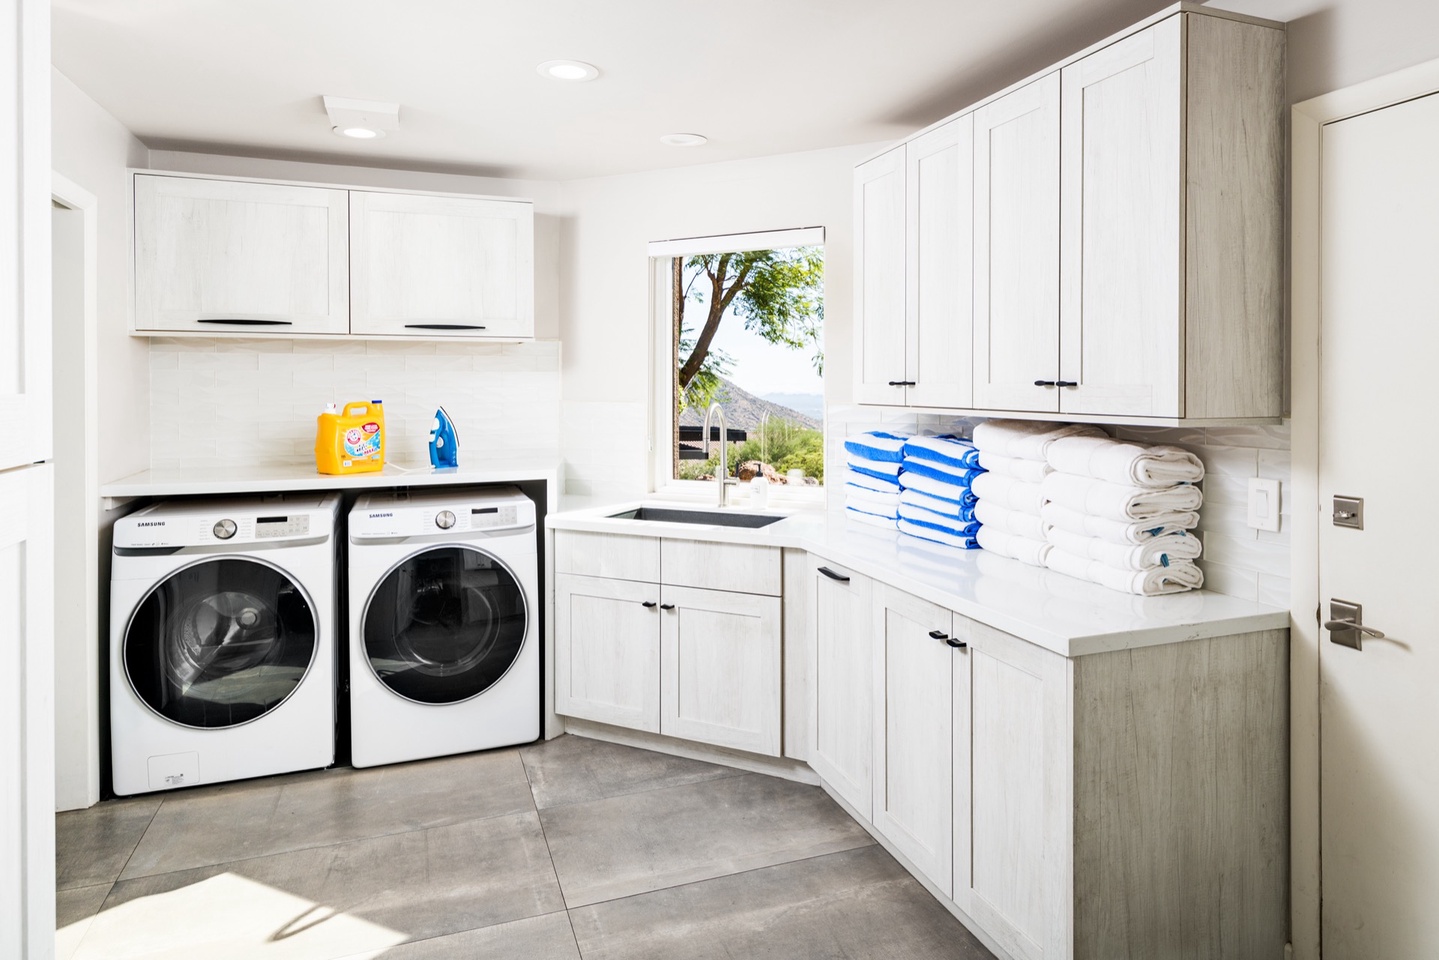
[196,318,293,326]
[1055,380,1078,387]
[641,601,658,608]
[660,603,676,611]
[946,638,968,649]
[928,629,949,641]
[888,380,916,387]
[403,323,487,330]
[1034,379,1056,387]
[817,566,850,583]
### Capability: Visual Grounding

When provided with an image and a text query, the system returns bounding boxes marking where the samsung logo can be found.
[368,512,394,518]
[137,521,166,527]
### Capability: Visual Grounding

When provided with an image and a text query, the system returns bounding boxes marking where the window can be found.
[649,228,825,495]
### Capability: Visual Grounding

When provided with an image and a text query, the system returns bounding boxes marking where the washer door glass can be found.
[363,545,527,705]
[124,558,317,729]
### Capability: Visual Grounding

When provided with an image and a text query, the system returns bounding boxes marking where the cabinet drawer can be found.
[661,540,782,596]
[554,531,659,582]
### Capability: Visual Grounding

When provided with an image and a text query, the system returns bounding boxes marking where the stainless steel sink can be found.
[606,506,784,528]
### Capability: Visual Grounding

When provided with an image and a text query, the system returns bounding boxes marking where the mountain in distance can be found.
[759,391,824,421]
[678,378,821,432]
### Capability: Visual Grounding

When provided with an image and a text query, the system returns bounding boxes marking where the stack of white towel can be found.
[1040,435,1206,596]
[843,431,908,530]
[970,420,1105,566]
[895,436,984,549]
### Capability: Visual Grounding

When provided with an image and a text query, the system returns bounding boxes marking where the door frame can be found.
[1290,57,1439,960]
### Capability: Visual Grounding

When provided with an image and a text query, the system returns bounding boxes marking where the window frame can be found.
[647,227,827,502]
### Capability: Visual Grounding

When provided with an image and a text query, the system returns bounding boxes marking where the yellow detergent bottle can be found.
[315,400,386,475]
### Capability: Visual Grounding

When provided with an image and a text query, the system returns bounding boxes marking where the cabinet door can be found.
[906,115,975,409]
[350,191,534,339]
[661,585,782,756]
[809,560,874,819]
[1059,17,1183,417]
[854,147,909,405]
[872,584,955,895]
[133,175,350,334]
[973,73,1061,412]
[965,621,1071,960]
[554,573,661,732]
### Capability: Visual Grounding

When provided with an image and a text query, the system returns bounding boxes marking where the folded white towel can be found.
[1045,435,1204,488]
[971,472,1045,516]
[1041,471,1203,521]
[1045,548,1204,596]
[845,484,901,510]
[976,451,1053,484]
[846,507,898,531]
[971,419,1106,461]
[976,526,1051,567]
[974,501,1048,542]
[1041,501,1199,544]
[1046,525,1202,571]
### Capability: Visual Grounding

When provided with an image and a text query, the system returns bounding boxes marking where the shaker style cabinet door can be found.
[349,191,534,339]
[853,147,909,405]
[906,115,975,409]
[132,175,350,335]
[1059,18,1184,418]
[809,560,874,819]
[972,73,1061,413]
[554,573,661,733]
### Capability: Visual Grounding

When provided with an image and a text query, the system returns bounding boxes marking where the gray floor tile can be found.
[520,735,741,810]
[55,795,161,889]
[101,810,564,947]
[540,773,875,907]
[351,911,582,960]
[56,882,111,929]
[121,748,533,879]
[569,845,995,960]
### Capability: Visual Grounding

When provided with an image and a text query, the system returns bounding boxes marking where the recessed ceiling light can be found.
[338,126,382,139]
[537,59,600,81]
[659,133,708,147]
[322,96,400,141]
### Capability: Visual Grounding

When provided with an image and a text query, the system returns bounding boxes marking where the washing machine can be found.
[109,493,342,795]
[347,486,538,768]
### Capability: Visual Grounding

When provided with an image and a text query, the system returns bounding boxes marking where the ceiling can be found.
[53,0,1218,181]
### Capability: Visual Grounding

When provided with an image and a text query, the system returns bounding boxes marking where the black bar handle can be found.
[946,638,968,649]
[196,318,294,326]
[888,380,916,387]
[1055,380,1078,387]
[641,601,658,608]
[403,323,488,330]
[660,603,676,611]
[928,629,949,641]
[817,566,850,583]
[1033,379,1056,387]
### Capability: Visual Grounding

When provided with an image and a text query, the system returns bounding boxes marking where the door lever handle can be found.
[1323,618,1386,640]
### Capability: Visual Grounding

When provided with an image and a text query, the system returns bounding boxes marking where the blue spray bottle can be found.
[428,406,460,468]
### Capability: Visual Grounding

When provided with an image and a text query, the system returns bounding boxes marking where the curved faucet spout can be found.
[702,402,737,507]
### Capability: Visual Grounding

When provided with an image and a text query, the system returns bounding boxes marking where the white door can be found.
[132,174,350,335]
[906,115,974,409]
[973,73,1061,413]
[853,147,909,405]
[1058,18,1183,418]
[554,573,661,732]
[1318,90,1439,958]
[660,585,782,757]
[809,560,874,819]
[349,191,534,339]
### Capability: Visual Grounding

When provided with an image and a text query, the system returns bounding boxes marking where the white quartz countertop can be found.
[547,499,1289,658]
[101,460,562,500]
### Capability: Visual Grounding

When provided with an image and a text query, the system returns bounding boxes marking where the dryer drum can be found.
[363,545,527,705]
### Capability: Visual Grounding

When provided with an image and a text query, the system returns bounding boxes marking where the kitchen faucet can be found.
[702,402,738,508]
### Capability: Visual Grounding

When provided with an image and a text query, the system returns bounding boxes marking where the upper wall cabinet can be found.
[349,191,534,339]
[854,147,907,404]
[132,174,535,341]
[854,8,1285,424]
[133,175,350,335]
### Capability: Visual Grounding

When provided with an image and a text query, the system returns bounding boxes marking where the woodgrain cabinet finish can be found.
[853,148,908,405]
[853,8,1284,423]
[554,573,661,732]
[808,560,874,819]
[133,175,350,334]
[349,191,534,339]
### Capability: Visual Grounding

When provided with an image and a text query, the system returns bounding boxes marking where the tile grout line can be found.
[104,798,166,894]
[528,767,752,814]
[519,749,588,958]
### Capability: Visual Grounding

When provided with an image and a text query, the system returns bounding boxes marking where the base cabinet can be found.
[554,573,661,732]
[808,560,874,819]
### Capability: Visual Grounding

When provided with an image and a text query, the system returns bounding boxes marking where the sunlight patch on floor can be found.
[58,873,409,960]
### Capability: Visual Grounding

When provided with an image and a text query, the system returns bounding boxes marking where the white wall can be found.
[557,141,885,503]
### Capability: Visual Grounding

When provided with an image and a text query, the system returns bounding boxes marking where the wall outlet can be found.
[1247,477,1282,532]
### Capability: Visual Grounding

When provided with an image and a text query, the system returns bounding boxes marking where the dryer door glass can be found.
[363,545,527,705]
[124,558,318,728]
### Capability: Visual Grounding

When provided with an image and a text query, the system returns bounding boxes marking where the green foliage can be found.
[677,419,825,484]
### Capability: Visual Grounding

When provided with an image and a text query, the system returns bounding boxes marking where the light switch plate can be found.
[1247,477,1281,532]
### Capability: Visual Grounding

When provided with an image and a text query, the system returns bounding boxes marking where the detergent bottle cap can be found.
[323,402,338,414]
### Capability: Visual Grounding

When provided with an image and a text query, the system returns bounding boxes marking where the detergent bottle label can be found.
[345,422,383,461]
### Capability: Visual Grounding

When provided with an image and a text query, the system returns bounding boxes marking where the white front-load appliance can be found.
[109,493,342,795]
[347,486,538,768]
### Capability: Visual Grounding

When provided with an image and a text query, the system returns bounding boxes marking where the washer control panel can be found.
[254,515,311,539]
[469,505,519,529]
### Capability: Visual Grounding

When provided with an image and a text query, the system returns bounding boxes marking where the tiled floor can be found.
[55,735,997,959]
